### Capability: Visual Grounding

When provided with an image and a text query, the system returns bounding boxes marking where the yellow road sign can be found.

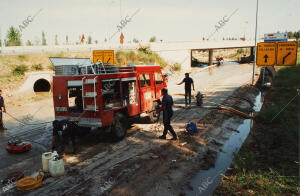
[257,42,277,66]
[92,50,114,64]
[276,41,298,66]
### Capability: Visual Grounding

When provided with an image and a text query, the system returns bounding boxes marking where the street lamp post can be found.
[244,21,248,39]
[0,27,3,52]
[252,0,259,85]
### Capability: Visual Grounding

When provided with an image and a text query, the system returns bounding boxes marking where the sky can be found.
[0,0,299,45]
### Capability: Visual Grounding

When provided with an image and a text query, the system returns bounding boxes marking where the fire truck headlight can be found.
[58,94,62,100]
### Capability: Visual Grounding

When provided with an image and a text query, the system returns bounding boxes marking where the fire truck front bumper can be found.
[55,116,102,128]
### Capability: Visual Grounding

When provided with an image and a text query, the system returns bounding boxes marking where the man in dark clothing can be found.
[156,88,177,140]
[0,90,7,130]
[51,120,77,154]
[177,73,195,106]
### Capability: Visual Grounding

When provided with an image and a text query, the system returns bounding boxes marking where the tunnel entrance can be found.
[33,79,51,92]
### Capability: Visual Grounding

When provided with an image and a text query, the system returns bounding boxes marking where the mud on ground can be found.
[14,84,259,196]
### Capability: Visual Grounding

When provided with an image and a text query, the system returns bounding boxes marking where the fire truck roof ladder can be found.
[96,63,135,75]
[82,76,99,112]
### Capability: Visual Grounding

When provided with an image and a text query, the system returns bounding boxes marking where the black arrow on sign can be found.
[264,54,269,63]
[283,52,291,65]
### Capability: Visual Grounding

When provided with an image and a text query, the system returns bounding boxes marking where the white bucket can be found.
[49,156,65,177]
[42,151,58,172]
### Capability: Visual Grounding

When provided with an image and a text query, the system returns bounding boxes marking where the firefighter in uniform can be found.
[51,120,78,154]
[157,88,177,140]
[177,73,195,106]
[0,90,7,130]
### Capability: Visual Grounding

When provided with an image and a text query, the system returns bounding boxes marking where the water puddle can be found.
[193,61,241,68]
[223,61,240,65]
[185,92,263,196]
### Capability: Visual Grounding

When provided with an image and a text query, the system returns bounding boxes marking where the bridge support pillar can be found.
[250,47,255,61]
[208,49,214,66]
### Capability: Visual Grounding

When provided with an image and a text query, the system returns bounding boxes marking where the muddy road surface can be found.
[0,63,260,196]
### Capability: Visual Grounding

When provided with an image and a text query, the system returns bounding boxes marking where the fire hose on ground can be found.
[170,93,254,119]
[172,102,253,119]
[16,171,44,191]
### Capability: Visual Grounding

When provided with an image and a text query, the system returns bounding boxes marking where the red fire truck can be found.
[50,57,167,140]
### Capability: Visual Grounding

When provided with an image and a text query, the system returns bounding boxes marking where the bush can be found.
[47,64,55,71]
[149,36,156,42]
[18,55,26,61]
[57,51,65,57]
[114,46,168,68]
[115,50,127,65]
[12,65,28,75]
[237,48,244,54]
[172,63,181,71]
[31,64,43,71]
[138,45,152,54]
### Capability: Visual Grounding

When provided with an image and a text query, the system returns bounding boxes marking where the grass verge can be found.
[115,45,167,67]
[214,53,300,195]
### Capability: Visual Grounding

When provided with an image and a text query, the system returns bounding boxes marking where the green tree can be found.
[149,36,156,42]
[287,31,295,39]
[294,31,300,40]
[55,34,59,45]
[66,35,69,45]
[88,35,92,44]
[26,40,33,46]
[133,38,139,43]
[5,26,22,46]
[42,31,47,45]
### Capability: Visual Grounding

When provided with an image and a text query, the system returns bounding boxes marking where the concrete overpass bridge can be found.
[149,40,257,70]
[0,40,258,70]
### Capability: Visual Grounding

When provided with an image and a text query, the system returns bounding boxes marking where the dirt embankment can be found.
[0,52,90,102]
[215,64,300,195]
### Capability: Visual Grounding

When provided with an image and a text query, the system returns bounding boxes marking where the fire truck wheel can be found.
[111,113,128,140]
[147,102,159,123]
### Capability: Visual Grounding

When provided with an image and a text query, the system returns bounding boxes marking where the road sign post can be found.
[256,40,298,85]
[252,0,259,85]
[256,42,277,66]
[264,33,288,42]
[276,41,298,66]
[92,50,115,64]
[256,41,298,66]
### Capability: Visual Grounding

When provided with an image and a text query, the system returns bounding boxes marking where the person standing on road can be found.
[156,88,177,140]
[51,120,78,154]
[0,90,7,130]
[177,73,195,106]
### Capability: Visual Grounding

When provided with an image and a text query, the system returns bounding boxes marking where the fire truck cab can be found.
[50,57,167,140]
